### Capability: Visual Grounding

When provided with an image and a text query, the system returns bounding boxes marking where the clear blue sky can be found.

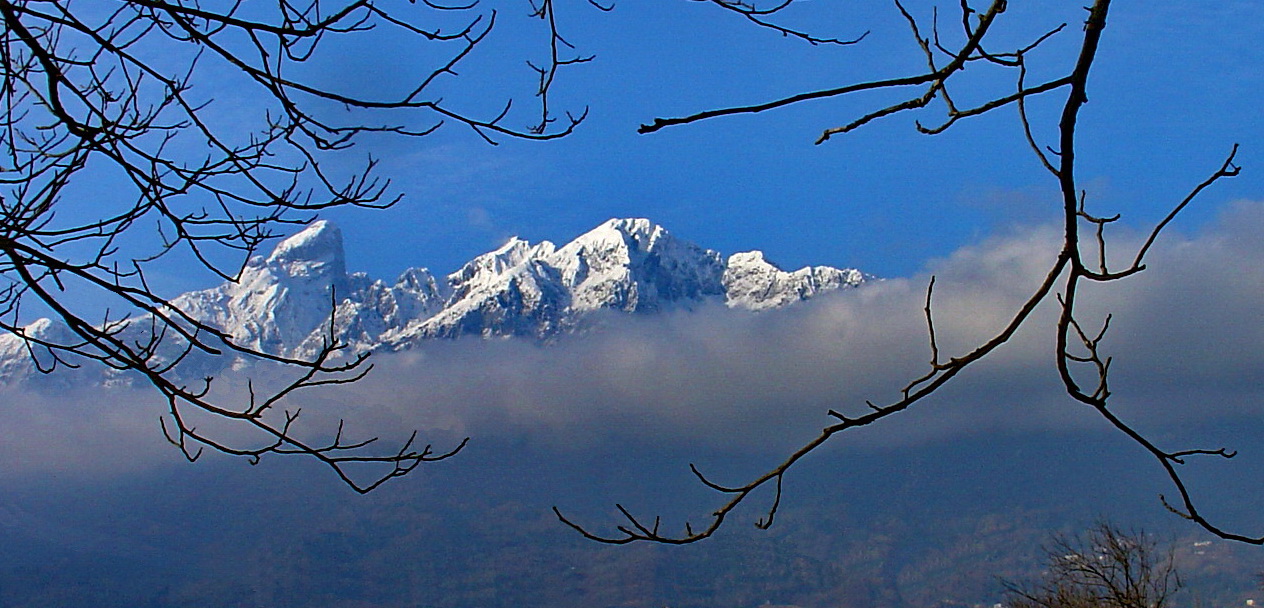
[293,1,1264,284]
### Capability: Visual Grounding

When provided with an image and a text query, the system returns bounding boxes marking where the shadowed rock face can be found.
[0,218,869,382]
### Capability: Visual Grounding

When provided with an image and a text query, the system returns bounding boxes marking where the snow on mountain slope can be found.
[323,267,447,354]
[402,218,731,340]
[0,218,871,381]
[405,255,569,340]
[550,218,726,313]
[447,237,557,302]
[0,318,80,382]
[171,220,351,356]
[723,250,867,311]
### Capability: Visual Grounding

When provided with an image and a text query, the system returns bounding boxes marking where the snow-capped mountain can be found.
[0,218,869,381]
[393,218,733,341]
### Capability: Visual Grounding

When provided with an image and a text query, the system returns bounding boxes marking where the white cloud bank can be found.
[3,201,1263,478]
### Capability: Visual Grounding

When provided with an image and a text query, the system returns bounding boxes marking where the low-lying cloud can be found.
[312,200,1264,453]
[3,202,1263,479]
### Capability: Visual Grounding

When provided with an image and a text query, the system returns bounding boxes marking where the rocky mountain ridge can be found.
[0,218,869,380]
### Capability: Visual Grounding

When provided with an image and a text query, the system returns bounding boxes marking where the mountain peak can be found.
[264,220,347,281]
[268,220,344,264]
[579,218,666,251]
[728,250,771,266]
[487,236,535,263]
[599,217,659,234]
[448,236,557,292]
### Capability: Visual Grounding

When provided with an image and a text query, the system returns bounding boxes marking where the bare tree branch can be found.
[563,0,1258,546]
[0,0,607,488]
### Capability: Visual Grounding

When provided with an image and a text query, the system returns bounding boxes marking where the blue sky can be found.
[295,1,1264,284]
